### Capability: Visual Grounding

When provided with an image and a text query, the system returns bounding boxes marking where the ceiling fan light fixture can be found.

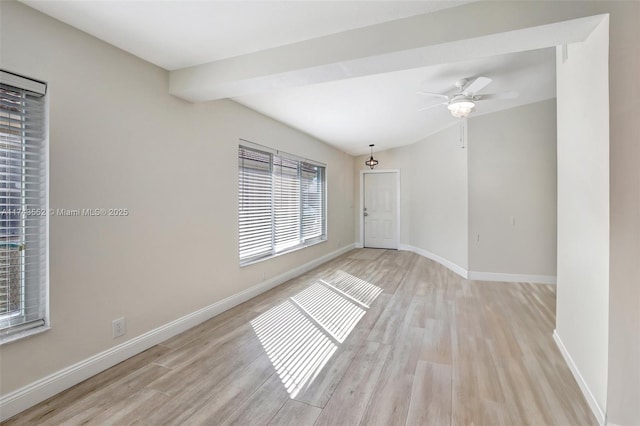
[365,144,379,169]
[448,98,475,118]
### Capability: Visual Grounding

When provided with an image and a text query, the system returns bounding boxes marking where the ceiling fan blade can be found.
[476,91,519,101]
[418,102,447,112]
[463,76,492,94]
[416,91,450,100]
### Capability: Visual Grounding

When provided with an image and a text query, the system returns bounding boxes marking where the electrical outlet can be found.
[112,317,126,338]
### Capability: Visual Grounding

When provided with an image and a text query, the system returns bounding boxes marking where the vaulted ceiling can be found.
[22,1,472,70]
[21,1,592,155]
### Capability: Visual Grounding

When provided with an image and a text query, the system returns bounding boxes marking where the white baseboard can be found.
[399,244,469,279]
[398,244,557,285]
[467,271,557,285]
[0,243,356,422]
[553,330,605,425]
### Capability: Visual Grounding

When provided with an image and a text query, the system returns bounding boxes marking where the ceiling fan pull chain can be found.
[460,118,467,149]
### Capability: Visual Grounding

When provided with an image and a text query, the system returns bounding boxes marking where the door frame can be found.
[359,169,401,249]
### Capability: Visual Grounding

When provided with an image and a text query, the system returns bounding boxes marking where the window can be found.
[238,143,326,264]
[0,70,48,343]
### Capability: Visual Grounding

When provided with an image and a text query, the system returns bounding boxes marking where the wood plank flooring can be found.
[3,249,597,426]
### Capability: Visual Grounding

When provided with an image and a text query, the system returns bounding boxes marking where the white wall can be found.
[355,123,468,271]
[356,101,558,279]
[555,17,609,420]
[469,99,557,278]
[604,3,640,425]
[0,0,355,397]
[407,125,468,270]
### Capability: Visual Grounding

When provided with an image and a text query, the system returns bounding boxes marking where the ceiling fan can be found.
[418,76,517,118]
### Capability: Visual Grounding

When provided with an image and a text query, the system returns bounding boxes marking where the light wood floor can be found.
[4,249,596,426]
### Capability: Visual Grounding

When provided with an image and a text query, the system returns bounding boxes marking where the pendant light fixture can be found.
[364,144,379,169]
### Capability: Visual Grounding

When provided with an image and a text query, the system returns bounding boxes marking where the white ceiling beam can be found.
[169,2,605,103]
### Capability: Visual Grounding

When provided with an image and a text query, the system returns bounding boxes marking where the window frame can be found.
[238,142,327,266]
[0,70,49,345]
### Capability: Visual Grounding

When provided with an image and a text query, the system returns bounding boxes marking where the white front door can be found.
[363,172,398,249]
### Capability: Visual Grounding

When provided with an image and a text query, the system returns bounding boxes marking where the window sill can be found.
[240,237,327,267]
[0,325,50,346]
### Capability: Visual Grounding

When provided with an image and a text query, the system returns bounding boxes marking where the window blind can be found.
[301,162,324,241]
[273,156,300,252]
[238,147,273,261]
[238,144,326,264]
[0,71,48,341]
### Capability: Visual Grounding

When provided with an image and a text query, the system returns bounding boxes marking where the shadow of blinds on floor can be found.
[250,272,382,398]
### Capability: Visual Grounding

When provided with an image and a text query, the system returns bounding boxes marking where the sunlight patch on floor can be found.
[328,270,383,308]
[251,300,337,398]
[251,274,382,398]
[292,282,365,343]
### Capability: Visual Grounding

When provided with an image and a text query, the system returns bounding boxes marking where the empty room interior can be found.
[0,0,638,425]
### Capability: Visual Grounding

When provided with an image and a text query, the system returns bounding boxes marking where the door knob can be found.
[363,212,369,217]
